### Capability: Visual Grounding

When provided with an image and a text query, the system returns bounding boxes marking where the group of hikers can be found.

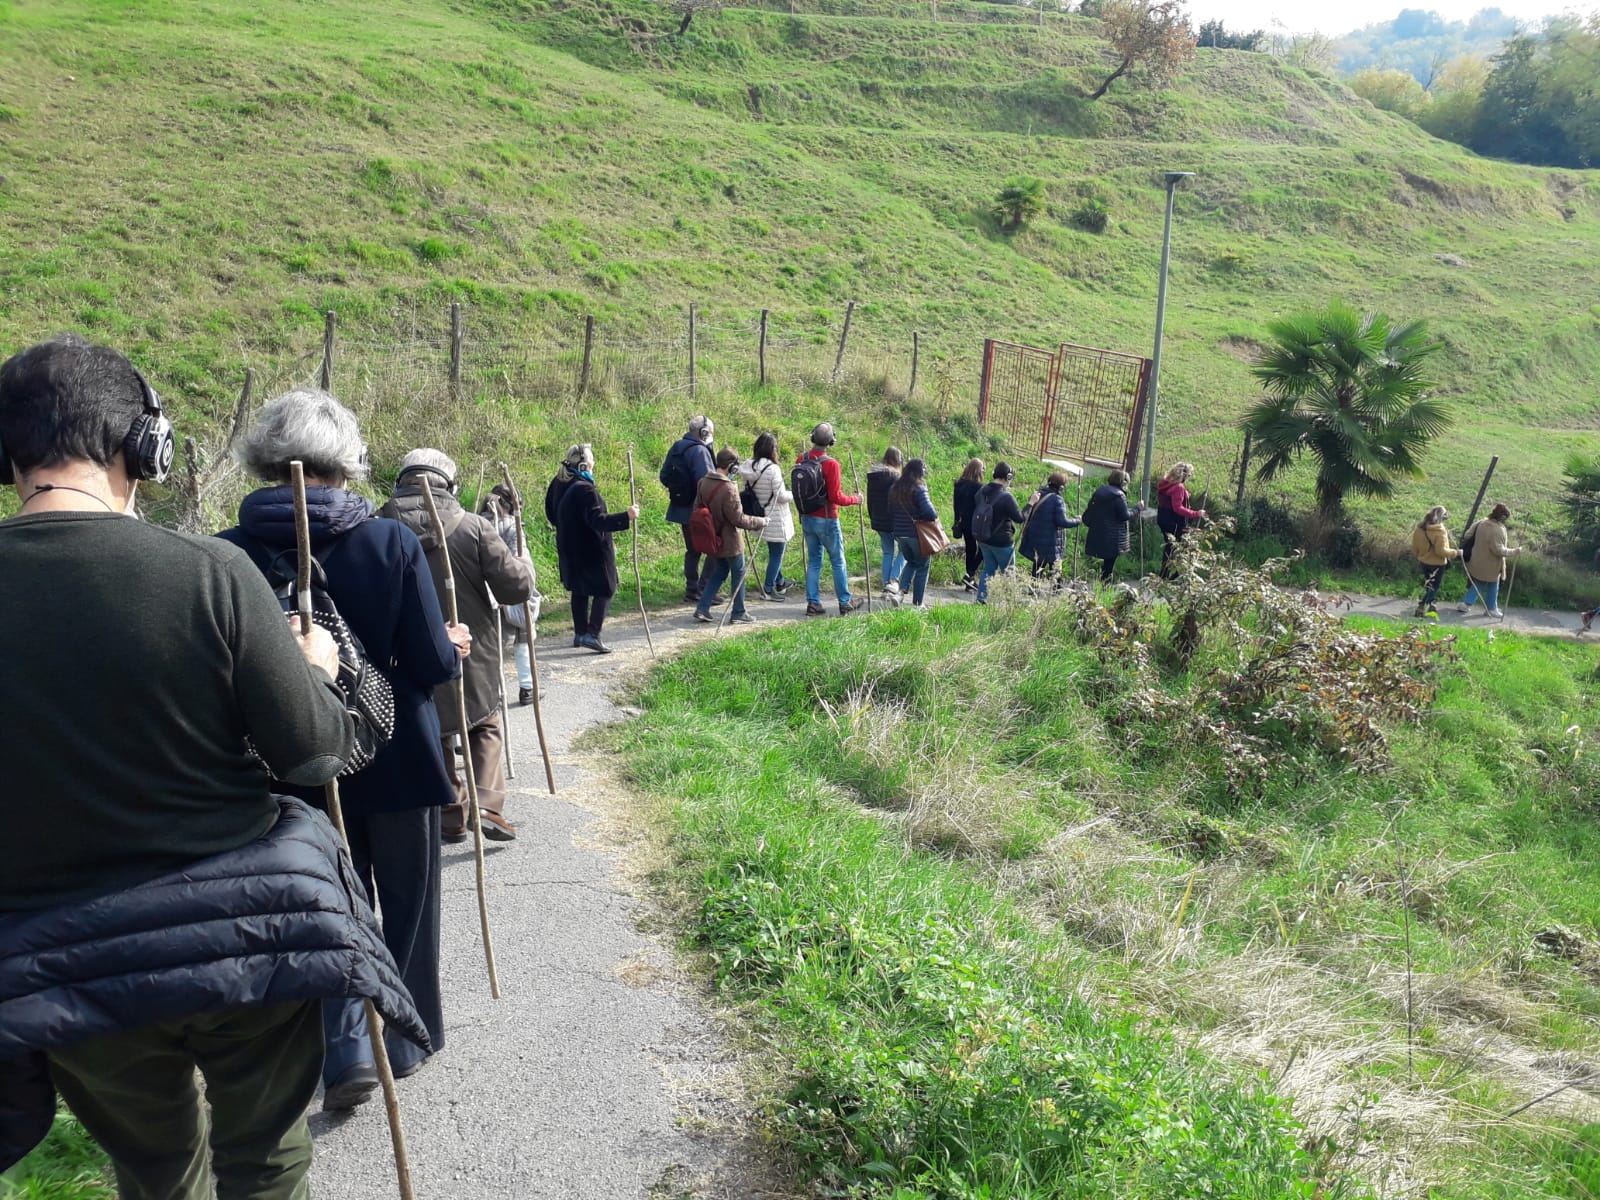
[0,336,1568,1199]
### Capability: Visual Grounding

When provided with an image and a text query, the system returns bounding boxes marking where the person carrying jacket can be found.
[661,414,717,603]
[1155,462,1206,579]
[1018,471,1083,580]
[482,481,540,705]
[866,446,904,596]
[693,446,768,625]
[973,461,1027,604]
[1458,503,1522,618]
[554,443,640,653]
[1410,505,1460,619]
[223,392,467,1108]
[952,457,985,590]
[1082,469,1141,584]
[796,422,864,617]
[0,336,417,1192]
[383,449,534,844]
[739,431,794,601]
[887,457,940,608]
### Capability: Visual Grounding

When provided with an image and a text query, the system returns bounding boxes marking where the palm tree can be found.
[1243,303,1450,516]
[993,177,1045,233]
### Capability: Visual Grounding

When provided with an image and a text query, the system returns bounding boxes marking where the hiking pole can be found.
[625,449,656,657]
[715,528,754,636]
[290,461,416,1200]
[1502,556,1518,621]
[417,474,502,1001]
[847,449,873,612]
[499,464,557,796]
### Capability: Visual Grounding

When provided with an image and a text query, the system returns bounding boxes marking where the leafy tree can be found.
[1243,303,1450,517]
[992,176,1045,232]
[1088,0,1196,100]
[1416,53,1490,143]
[1350,66,1427,118]
[1559,452,1600,553]
[1472,31,1574,164]
[1197,19,1263,50]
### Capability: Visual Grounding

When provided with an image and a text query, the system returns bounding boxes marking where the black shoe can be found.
[586,635,612,654]
[684,590,701,605]
[805,602,827,616]
[518,686,533,706]
[323,1063,379,1112]
[694,610,713,624]
[572,636,581,648]
[838,598,863,615]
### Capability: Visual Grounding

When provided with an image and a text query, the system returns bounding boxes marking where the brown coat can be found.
[1465,516,1518,583]
[694,471,765,557]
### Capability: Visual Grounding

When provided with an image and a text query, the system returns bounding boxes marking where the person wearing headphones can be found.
[794,421,864,616]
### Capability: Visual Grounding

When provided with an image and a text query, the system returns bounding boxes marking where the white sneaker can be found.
[884,587,903,607]
[883,580,901,595]
[1456,603,1471,613]
[1488,608,1504,619]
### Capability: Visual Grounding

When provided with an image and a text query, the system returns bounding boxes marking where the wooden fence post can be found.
[908,330,920,400]
[578,314,595,398]
[449,302,464,391]
[1459,455,1500,541]
[1234,429,1252,515]
[830,300,855,386]
[319,311,336,392]
[688,302,697,400]
[230,369,255,448]
[758,308,769,388]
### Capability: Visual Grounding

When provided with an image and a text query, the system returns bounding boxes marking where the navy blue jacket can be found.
[0,798,427,1169]
[663,437,714,526]
[1018,490,1080,563]
[219,487,460,817]
[890,483,939,540]
[952,477,982,537]
[974,482,1027,547]
[1082,483,1134,559]
[556,476,631,597]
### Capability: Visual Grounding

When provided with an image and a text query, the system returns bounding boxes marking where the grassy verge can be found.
[614,561,1600,1196]
[0,1111,112,1200]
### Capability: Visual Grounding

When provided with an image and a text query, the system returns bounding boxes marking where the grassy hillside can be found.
[0,0,1597,553]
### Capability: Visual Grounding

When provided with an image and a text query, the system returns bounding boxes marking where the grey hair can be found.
[564,443,594,470]
[686,414,712,440]
[237,388,368,484]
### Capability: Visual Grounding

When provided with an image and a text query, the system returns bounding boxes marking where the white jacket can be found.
[740,457,793,543]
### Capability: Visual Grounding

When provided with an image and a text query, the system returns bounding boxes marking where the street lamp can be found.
[1139,170,1194,511]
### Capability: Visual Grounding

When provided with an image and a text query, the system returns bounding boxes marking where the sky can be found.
[1186,0,1589,35]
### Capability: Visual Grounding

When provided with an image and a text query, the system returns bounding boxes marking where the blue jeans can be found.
[1461,576,1500,611]
[802,515,852,607]
[896,536,931,605]
[977,542,1014,601]
[878,530,903,588]
[697,553,749,618]
[763,541,787,593]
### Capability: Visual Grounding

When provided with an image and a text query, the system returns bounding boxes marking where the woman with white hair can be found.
[553,443,639,653]
[218,388,468,1111]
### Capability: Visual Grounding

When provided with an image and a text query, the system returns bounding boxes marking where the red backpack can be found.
[689,501,720,556]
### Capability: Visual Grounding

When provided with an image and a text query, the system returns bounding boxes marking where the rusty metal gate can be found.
[978,339,1151,472]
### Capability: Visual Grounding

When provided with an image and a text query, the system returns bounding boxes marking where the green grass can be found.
[613,581,1600,1196]
[0,1111,112,1200]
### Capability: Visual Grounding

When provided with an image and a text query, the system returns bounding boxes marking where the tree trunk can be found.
[1088,57,1131,100]
[677,9,693,33]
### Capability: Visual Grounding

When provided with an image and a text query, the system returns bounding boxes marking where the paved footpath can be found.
[1328,589,1596,640]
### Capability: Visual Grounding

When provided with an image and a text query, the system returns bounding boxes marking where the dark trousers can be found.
[1031,556,1060,579]
[323,805,442,1082]
[962,533,981,580]
[1158,515,1186,578]
[1419,563,1447,607]
[681,525,710,596]
[571,591,612,637]
[50,1001,321,1200]
[1099,554,1118,583]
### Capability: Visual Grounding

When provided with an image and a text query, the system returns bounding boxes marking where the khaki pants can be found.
[48,1001,322,1200]
[441,710,506,831]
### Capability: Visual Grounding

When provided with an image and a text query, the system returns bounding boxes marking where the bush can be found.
[1559,452,1600,554]
[1070,198,1111,232]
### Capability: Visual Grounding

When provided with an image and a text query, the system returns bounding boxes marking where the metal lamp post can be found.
[1139,170,1194,510]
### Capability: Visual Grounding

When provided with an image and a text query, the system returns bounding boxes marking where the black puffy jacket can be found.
[0,798,427,1169]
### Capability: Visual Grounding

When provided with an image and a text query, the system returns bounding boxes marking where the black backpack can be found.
[791,455,829,514]
[1461,521,1478,564]
[658,441,696,507]
[970,489,1001,543]
[260,548,396,778]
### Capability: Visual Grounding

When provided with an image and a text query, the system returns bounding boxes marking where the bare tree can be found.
[672,0,722,34]
[1088,0,1197,100]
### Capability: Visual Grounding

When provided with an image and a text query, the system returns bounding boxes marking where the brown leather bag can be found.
[915,518,951,558]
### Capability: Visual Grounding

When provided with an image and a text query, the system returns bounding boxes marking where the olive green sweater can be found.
[0,512,353,911]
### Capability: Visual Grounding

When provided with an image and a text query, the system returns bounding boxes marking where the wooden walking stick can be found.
[416,474,502,1000]
[715,527,755,636]
[625,449,656,657]
[846,448,872,612]
[495,604,515,781]
[289,462,416,1200]
[497,464,557,795]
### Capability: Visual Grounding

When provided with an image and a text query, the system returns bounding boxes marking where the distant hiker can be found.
[972,461,1027,604]
[482,482,539,705]
[1018,470,1082,580]
[794,422,864,616]
[1410,505,1461,619]
[555,442,640,653]
[739,431,794,601]
[1156,462,1206,578]
[1082,469,1140,584]
[693,446,768,625]
[888,457,940,608]
[866,446,905,598]
[0,337,423,1189]
[383,450,533,846]
[953,457,985,591]
[1457,503,1522,618]
[224,389,465,1108]
[660,414,717,602]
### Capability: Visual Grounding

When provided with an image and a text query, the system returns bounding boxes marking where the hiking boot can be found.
[838,598,863,615]
[759,587,787,602]
[323,1063,379,1112]
[1413,602,1428,618]
[694,610,713,624]
[805,602,827,616]
[480,811,517,842]
[731,611,755,625]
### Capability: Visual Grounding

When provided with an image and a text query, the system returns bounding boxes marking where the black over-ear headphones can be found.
[0,365,175,485]
[400,465,458,495]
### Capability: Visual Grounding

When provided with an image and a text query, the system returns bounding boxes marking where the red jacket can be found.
[1157,478,1202,520]
[797,448,859,520]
